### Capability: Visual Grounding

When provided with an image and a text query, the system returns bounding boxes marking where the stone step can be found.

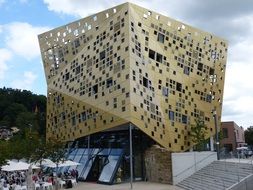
[177,182,197,190]
[202,165,252,175]
[196,168,250,179]
[181,177,225,190]
[179,179,210,190]
[176,161,253,190]
[191,173,234,187]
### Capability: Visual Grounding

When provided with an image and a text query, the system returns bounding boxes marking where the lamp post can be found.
[129,123,133,190]
[234,129,239,160]
[212,110,220,160]
[234,129,237,150]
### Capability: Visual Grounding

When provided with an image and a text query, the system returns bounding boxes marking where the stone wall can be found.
[144,145,172,184]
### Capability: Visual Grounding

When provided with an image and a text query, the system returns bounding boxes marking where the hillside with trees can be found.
[0,87,46,137]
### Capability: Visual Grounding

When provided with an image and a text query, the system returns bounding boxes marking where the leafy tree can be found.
[4,103,27,123]
[45,138,67,190]
[46,137,67,166]
[0,130,67,167]
[0,115,11,127]
[16,112,38,132]
[245,127,253,146]
[0,140,9,166]
[190,117,208,151]
[0,87,46,137]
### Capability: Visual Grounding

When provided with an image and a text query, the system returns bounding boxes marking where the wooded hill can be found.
[0,87,46,137]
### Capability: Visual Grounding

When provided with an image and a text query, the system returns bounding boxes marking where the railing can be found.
[210,151,253,190]
[176,150,253,189]
[227,174,253,190]
[173,151,217,184]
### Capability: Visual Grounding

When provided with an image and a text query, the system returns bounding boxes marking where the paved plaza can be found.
[73,182,183,190]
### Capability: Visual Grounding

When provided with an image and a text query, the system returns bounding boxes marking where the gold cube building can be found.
[38,3,227,152]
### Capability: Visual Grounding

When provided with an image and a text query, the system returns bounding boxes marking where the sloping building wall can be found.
[38,3,227,152]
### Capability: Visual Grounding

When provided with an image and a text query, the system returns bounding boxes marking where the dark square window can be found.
[92,84,98,94]
[183,66,190,75]
[156,52,163,63]
[169,111,174,121]
[176,82,182,92]
[74,39,80,48]
[223,128,228,138]
[114,22,120,32]
[100,50,106,60]
[209,68,214,75]
[81,112,86,121]
[65,72,70,80]
[182,115,188,124]
[106,78,113,88]
[149,49,156,60]
[143,77,149,88]
[198,63,203,71]
[206,94,212,103]
[157,33,165,43]
[75,66,81,75]
[71,116,76,126]
[162,87,169,97]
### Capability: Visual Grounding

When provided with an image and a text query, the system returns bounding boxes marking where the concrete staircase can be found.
[177,160,253,190]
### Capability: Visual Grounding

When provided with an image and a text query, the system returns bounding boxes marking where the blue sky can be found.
[1,0,253,128]
[0,0,77,95]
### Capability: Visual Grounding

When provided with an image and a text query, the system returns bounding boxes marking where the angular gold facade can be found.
[38,3,227,152]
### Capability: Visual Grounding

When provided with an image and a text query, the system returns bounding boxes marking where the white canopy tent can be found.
[58,160,81,167]
[34,159,55,167]
[1,160,40,171]
[236,147,248,150]
[39,159,80,168]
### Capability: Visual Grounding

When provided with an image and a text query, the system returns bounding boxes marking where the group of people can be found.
[32,170,55,185]
[0,168,79,190]
[59,169,79,182]
[0,171,26,190]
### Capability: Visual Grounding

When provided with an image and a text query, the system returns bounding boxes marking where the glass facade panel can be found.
[98,155,120,183]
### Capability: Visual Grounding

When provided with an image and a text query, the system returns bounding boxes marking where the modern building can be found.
[38,2,227,184]
[221,121,246,152]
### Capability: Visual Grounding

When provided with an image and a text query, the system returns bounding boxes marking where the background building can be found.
[38,2,227,184]
[221,121,246,152]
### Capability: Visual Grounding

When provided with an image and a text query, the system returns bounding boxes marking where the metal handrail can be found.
[220,153,253,190]
[173,152,217,178]
[226,174,253,190]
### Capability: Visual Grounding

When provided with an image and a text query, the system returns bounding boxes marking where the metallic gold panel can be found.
[38,3,227,152]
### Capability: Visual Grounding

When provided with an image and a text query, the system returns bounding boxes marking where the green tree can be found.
[46,137,67,166]
[16,112,38,132]
[46,138,67,190]
[0,140,9,166]
[245,127,253,146]
[190,117,208,151]
[0,87,46,137]
[4,103,27,126]
[0,130,67,190]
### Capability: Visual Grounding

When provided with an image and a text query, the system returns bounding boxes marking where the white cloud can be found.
[221,19,253,128]
[42,0,178,19]
[43,0,143,17]
[2,22,50,60]
[11,71,37,90]
[222,96,253,127]
[0,48,12,80]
